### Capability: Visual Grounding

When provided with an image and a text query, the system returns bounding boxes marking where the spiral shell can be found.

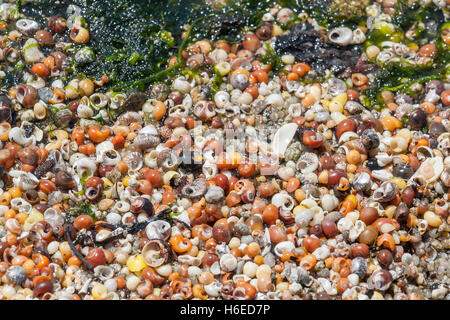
[141,240,170,268]
[180,178,207,198]
[145,220,171,241]
[328,27,353,46]
[372,181,398,202]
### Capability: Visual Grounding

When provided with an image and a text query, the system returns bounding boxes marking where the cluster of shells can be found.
[0,1,449,300]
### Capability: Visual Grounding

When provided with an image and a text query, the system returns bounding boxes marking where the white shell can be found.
[328,27,353,46]
[296,152,319,173]
[145,220,171,240]
[23,38,44,63]
[8,170,39,190]
[9,127,34,146]
[271,192,295,211]
[409,157,444,184]
[73,157,97,178]
[271,123,298,157]
[219,253,237,272]
[177,255,201,266]
[295,209,315,227]
[204,281,222,297]
[274,241,295,257]
[94,266,114,281]
[371,169,393,181]
[338,131,360,144]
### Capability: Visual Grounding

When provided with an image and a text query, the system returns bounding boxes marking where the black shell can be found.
[361,129,380,150]
[406,109,426,130]
[393,163,414,179]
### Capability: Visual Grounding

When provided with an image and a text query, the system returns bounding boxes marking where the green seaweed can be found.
[258,43,282,73]
[362,1,448,107]
[68,201,95,221]
[14,0,279,92]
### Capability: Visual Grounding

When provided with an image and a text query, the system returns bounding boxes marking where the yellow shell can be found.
[127,254,148,273]
[329,101,344,113]
[390,177,406,190]
[332,93,348,106]
[344,194,357,206]
[91,283,108,300]
[122,176,130,187]
[293,205,307,215]
[23,210,44,231]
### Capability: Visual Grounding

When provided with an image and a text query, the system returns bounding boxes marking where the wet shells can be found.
[205,185,225,203]
[117,111,143,126]
[415,146,434,161]
[55,170,76,190]
[295,209,315,227]
[85,177,104,201]
[44,208,65,229]
[16,19,40,36]
[193,101,216,121]
[371,169,393,181]
[97,143,121,167]
[440,166,450,187]
[230,73,249,91]
[180,178,207,198]
[145,220,171,241]
[142,240,170,268]
[392,163,413,179]
[90,93,109,109]
[16,85,38,108]
[327,78,347,96]
[73,157,97,178]
[271,123,298,157]
[351,28,366,44]
[124,151,143,171]
[23,38,44,63]
[328,27,353,46]
[375,152,392,167]
[338,131,360,145]
[34,157,56,178]
[368,269,392,291]
[361,129,380,150]
[372,181,398,202]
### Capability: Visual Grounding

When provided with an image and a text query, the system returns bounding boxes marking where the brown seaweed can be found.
[274,23,360,75]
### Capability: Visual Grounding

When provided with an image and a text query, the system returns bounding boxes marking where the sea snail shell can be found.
[328,27,353,46]
[141,240,170,268]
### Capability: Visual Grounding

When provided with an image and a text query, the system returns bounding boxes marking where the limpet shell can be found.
[271,123,298,157]
[409,157,443,184]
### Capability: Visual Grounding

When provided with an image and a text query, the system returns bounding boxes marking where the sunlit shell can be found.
[271,123,298,157]
[296,152,319,173]
[409,157,443,184]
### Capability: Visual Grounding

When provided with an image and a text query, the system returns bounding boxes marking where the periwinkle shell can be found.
[350,256,367,279]
[6,266,27,285]
[180,178,207,198]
